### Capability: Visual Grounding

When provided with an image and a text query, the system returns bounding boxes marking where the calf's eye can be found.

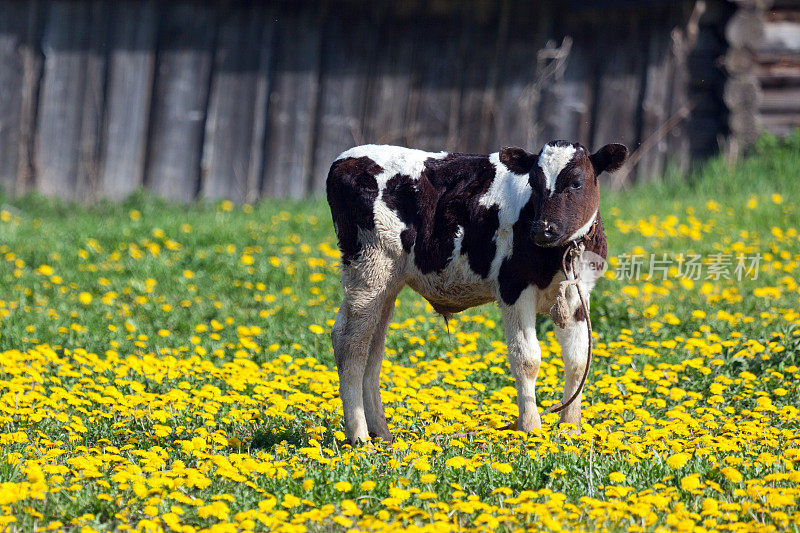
[571,180,582,190]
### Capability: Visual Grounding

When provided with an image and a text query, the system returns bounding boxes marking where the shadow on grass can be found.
[249,428,306,451]
[730,326,800,377]
[246,418,342,451]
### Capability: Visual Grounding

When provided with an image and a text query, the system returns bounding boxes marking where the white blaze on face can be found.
[538,143,576,196]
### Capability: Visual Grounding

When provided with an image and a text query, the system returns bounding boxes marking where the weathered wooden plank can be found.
[538,36,580,145]
[760,112,800,136]
[760,87,800,112]
[405,10,464,151]
[99,0,157,200]
[756,69,800,88]
[245,6,277,204]
[563,40,595,147]
[666,5,696,174]
[262,4,322,198]
[0,0,26,192]
[758,21,800,53]
[12,1,44,196]
[146,0,216,202]
[457,4,500,153]
[76,0,110,201]
[201,3,274,202]
[310,6,378,194]
[361,8,413,147]
[591,13,645,180]
[34,0,91,199]
[636,19,673,182]
[493,2,549,151]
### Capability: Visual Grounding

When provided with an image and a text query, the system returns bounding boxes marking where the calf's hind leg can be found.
[362,290,400,441]
[331,256,401,445]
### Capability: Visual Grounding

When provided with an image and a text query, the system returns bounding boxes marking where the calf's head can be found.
[500,140,628,246]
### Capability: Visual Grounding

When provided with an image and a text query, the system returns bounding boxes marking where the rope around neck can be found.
[541,239,594,416]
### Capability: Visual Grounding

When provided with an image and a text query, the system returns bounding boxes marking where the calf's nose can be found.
[532,220,560,245]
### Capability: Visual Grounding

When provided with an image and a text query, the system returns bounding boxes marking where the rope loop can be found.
[542,236,594,417]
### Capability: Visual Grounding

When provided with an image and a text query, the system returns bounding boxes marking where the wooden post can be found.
[591,13,646,188]
[76,0,110,202]
[361,4,412,147]
[636,18,673,182]
[13,1,43,196]
[404,4,465,151]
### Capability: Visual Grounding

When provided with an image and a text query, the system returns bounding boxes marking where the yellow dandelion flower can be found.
[334,481,352,492]
[667,453,691,469]
[491,462,513,474]
[609,471,626,483]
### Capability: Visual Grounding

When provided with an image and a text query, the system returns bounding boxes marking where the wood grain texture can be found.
[637,19,673,182]
[99,0,157,200]
[202,3,273,202]
[146,0,216,202]
[262,4,322,199]
[0,0,776,199]
[76,0,110,201]
[310,5,379,193]
[34,0,91,199]
[591,13,645,162]
[406,11,465,152]
[0,1,25,191]
[361,7,412,147]
[12,1,43,196]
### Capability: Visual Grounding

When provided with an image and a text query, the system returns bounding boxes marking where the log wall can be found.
[0,0,752,201]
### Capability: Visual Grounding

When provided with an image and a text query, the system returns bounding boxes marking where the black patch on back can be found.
[383,174,418,253]
[382,153,499,276]
[326,156,383,265]
[461,203,499,278]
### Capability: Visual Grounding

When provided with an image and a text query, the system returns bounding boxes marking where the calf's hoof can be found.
[558,422,582,435]
[499,420,518,431]
[369,430,394,443]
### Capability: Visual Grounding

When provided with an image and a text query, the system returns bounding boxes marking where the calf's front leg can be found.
[555,309,590,433]
[501,288,542,432]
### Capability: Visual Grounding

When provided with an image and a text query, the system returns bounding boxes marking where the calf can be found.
[326,140,628,444]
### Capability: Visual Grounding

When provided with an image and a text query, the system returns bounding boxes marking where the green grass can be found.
[0,131,799,531]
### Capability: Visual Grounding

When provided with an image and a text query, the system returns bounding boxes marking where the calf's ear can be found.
[499,146,536,174]
[590,144,628,174]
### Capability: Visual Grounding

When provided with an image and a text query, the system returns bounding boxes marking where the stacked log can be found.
[722,0,769,158]
[755,0,800,136]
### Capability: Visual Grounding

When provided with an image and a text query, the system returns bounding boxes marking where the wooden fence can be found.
[0,0,738,201]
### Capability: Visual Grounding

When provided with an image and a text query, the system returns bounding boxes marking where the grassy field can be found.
[1,132,800,532]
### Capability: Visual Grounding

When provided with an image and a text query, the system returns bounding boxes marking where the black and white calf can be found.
[326,140,628,444]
